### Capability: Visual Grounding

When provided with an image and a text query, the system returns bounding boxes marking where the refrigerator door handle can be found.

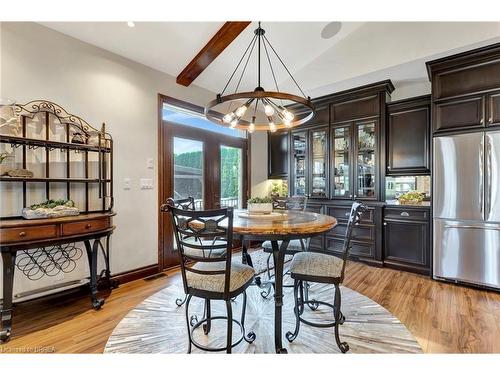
[486,135,492,220]
[479,135,484,219]
[444,224,500,231]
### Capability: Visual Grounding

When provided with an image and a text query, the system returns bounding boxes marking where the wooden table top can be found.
[228,209,337,236]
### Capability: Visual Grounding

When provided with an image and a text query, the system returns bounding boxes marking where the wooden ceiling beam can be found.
[176,21,251,87]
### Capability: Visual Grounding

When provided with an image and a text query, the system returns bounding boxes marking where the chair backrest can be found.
[164,203,234,297]
[339,202,368,280]
[272,195,308,211]
[164,197,196,211]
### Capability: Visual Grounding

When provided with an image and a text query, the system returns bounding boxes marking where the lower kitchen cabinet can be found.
[383,207,430,275]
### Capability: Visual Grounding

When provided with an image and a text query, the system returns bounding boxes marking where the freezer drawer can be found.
[433,133,484,221]
[433,219,500,289]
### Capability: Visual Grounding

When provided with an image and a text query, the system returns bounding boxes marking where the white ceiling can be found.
[40,21,500,100]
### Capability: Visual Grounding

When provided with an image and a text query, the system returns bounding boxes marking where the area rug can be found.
[104,259,422,353]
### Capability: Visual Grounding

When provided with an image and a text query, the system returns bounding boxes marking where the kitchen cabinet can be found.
[387,96,430,175]
[268,131,289,179]
[309,127,329,198]
[427,43,500,134]
[331,119,379,200]
[291,130,307,196]
[290,127,329,197]
[383,206,430,275]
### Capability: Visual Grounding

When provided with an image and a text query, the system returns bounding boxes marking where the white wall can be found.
[0,22,217,298]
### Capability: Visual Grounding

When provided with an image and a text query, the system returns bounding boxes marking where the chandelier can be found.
[204,22,315,133]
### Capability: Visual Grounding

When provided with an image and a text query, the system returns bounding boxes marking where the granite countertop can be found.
[385,200,431,208]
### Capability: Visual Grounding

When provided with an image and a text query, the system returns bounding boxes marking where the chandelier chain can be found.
[263,34,307,98]
[220,33,257,96]
[262,36,284,106]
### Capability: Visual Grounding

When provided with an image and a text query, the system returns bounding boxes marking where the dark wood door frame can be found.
[157,94,251,270]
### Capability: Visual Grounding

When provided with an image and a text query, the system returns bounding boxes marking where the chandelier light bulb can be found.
[248,116,256,133]
[267,116,276,132]
[264,103,275,116]
[230,118,238,128]
[282,109,294,121]
[283,118,292,128]
[235,105,248,118]
[223,112,235,124]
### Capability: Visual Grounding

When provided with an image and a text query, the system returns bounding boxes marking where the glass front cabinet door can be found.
[355,120,377,199]
[309,128,329,197]
[291,131,307,196]
[332,126,352,199]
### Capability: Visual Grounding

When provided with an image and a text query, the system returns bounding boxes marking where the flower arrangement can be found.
[247,196,273,214]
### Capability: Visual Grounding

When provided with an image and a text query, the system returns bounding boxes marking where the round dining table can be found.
[231,209,337,354]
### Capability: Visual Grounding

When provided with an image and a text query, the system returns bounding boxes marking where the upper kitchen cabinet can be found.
[290,127,329,198]
[427,42,500,134]
[386,95,431,175]
[268,131,289,179]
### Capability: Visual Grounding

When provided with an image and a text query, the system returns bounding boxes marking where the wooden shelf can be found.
[0,135,111,153]
[0,177,112,183]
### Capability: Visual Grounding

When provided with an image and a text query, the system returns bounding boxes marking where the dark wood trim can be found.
[176,21,251,86]
[157,94,250,270]
[111,264,160,285]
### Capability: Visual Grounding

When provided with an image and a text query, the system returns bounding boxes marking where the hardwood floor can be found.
[1,261,499,353]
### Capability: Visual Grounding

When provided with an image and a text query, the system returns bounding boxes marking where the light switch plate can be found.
[146,158,154,169]
[123,178,131,190]
[140,178,153,190]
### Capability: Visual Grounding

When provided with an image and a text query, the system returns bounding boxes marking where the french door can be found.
[159,122,248,269]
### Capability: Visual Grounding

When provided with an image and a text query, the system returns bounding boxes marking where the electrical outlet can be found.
[146,158,154,169]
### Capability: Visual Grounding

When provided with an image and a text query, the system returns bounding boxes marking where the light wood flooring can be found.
[1,261,499,353]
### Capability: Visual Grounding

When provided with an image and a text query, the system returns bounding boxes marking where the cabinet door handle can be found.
[489,117,493,124]
[400,212,410,217]
[19,231,26,237]
[387,166,391,170]
[85,223,92,229]
[344,212,350,217]
[481,118,484,124]
[383,222,387,226]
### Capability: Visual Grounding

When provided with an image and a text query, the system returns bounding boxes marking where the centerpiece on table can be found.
[22,199,80,219]
[247,196,273,214]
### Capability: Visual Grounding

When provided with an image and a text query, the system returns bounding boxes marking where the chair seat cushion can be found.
[186,261,255,294]
[182,238,227,259]
[262,239,305,253]
[289,252,344,279]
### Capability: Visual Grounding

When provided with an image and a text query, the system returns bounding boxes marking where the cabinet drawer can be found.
[1,225,57,243]
[434,96,484,132]
[62,218,109,236]
[384,208,429,221]
[326,237,374,258]
[327,222,375,242]
[326,205,374,224]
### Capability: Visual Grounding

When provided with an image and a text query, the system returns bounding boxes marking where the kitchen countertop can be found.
[385,200,431,208]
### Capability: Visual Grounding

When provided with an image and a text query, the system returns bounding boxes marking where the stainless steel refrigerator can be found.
[433,130,500,290]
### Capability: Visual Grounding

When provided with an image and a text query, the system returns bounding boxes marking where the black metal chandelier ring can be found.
[205,90,315,131]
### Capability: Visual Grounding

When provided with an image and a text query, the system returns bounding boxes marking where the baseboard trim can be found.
[111,264,159,285]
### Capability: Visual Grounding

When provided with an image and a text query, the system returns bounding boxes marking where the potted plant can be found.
[247,196,273,214]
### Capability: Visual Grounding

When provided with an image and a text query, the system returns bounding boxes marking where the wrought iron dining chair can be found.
[285,201,367,353]
[160,197,204,307]
[165,203,256,353]
[260,196,312,299]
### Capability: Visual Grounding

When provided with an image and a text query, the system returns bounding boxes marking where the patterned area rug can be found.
[104,251,422,354]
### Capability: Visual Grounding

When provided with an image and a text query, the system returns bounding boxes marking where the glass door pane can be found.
[333,126,351,198]
[356,121,376,199]
[292,131,307,196]
[220,145,243,209]
[310,129,328,197]
[173,137,204,209]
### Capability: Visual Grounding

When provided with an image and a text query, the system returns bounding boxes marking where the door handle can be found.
[444,224,500,231]
[486,135,492,220]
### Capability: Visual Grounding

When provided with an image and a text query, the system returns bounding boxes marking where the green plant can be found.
[247,196,273,204]
[30,199,75,210]
[398,191,425,203]
[270,180,288,197]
